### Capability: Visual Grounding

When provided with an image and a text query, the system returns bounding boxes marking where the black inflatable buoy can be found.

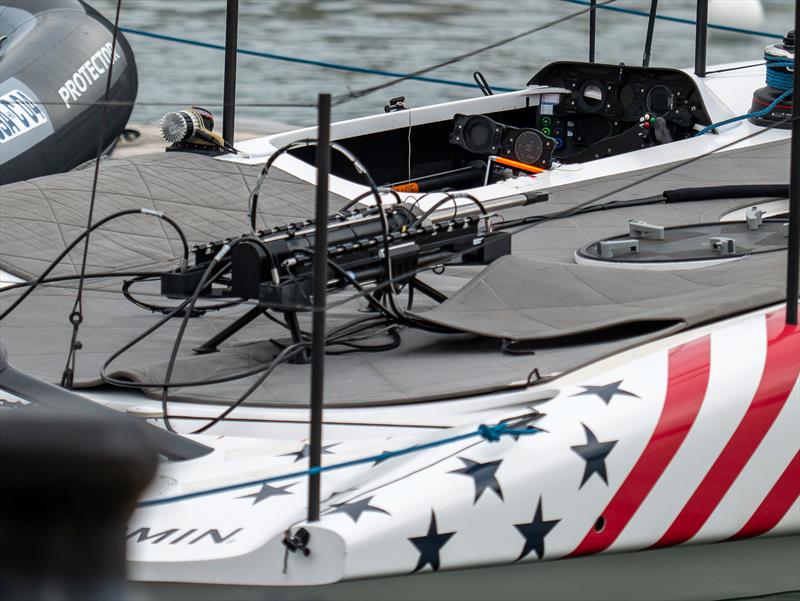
[0,0,138,184]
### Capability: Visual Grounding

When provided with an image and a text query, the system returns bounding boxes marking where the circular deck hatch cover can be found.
[575,220,788,270]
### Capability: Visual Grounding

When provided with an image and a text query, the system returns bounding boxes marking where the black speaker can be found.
[449,114,503,154]
[450,114,555,169]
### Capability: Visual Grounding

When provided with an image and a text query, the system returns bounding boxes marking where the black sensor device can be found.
[449,114,556,169]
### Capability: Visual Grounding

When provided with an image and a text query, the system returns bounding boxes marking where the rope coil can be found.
[765,54,795,92]
[696,53,794,137]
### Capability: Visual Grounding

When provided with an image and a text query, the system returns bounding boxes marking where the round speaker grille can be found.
[513,131,544,165]
[462,116,497,153]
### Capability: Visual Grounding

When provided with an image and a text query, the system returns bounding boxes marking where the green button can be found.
[541,127,552,136]
[541,117,552,126]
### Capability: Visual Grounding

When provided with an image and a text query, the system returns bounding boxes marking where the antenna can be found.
[222,0,238,146]
[589,0,597,63]
[307,93,332,522]
[642,0,658,67]
[787,11,799,324]
[695,0,708,77]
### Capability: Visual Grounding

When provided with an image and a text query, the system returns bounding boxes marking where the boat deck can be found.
[0,140,790,406]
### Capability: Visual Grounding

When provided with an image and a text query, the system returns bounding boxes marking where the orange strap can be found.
[492,156,545,174]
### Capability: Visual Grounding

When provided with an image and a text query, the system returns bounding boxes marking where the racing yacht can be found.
[0,3,798,600]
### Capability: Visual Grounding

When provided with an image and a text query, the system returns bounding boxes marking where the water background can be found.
[89,0,796,127]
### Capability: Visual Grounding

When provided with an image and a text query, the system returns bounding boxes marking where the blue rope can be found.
[137,422,540,507]
[560,0,782,39]
[765,55,795,91]
[119,27,516,94]
[696,57,794,136]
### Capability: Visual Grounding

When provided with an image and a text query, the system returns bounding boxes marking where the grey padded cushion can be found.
[0,152,347,280]
[414,253,786,341]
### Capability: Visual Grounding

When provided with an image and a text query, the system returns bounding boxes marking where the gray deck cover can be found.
[0,152,347,281]
[0,141,791,406]
[415,254,785,341]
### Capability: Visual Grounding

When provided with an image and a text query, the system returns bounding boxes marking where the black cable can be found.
[99,260,234,392]
[249,139,384,232]
[496,185,791,230]
[188,343,309,434]
[97,105,795,431]
[340,187,402,212]
[122,274,243,316]
[292,248,395,319]
[0,270,163,294]
[159,240,244,432]
[60,0,125,389]
[325,328,402,354]
[186,320,401,434]
[410,192,488,228]
[7,100,319,109]
[324,114,798,314]
[99,251,400,393]
[705,62,766,76]
[0,208,189,322]
[406,191,443,215]
[248,139,410,330]
[333,0,618,105]
[99,312,399,392]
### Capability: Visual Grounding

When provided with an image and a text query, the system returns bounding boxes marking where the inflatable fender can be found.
[0,0,138,184]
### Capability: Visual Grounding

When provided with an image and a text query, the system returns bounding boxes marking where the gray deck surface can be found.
[0,141,790,406]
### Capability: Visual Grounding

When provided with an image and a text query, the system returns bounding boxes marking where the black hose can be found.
[0,209,189,321]
[662,185,789,203]
[0,271,163,293]
[122,275,243,316]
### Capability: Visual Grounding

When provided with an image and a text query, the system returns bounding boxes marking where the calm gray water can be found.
[90,0,796,127]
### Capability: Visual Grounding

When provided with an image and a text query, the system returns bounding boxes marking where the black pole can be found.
[222,0,239,145]
[589,0,597,63]
[307,93,331,523]
[695,0,708,77]
[642,0,659,67]
[787,12,799,325]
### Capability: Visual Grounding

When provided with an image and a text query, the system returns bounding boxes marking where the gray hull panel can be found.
[132,535,800,601]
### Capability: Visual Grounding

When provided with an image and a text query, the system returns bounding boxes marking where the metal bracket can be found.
[710,236,737,255]
[745,206,765,231]
[597,239,640,259]
[628,219,665,240]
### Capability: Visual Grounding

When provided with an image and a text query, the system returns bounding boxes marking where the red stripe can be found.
[654,310,800,547]
[569,336,711,557]
[752,97,793,110]
[731,451,800,540]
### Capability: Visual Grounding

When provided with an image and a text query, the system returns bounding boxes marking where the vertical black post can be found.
[695,0,708,77]
[589,0,597,63]
[222,0,239,146]
[307,93,331,523]
[787,10,799,325]
[642,0,659,67]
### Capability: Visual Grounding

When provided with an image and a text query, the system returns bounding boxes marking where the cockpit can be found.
[287,61,712,192]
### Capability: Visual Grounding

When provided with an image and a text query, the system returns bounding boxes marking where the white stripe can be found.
[771,497,800,536]
[531,350,669,558]
[695,375,800,541]
[613,315,767,550]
